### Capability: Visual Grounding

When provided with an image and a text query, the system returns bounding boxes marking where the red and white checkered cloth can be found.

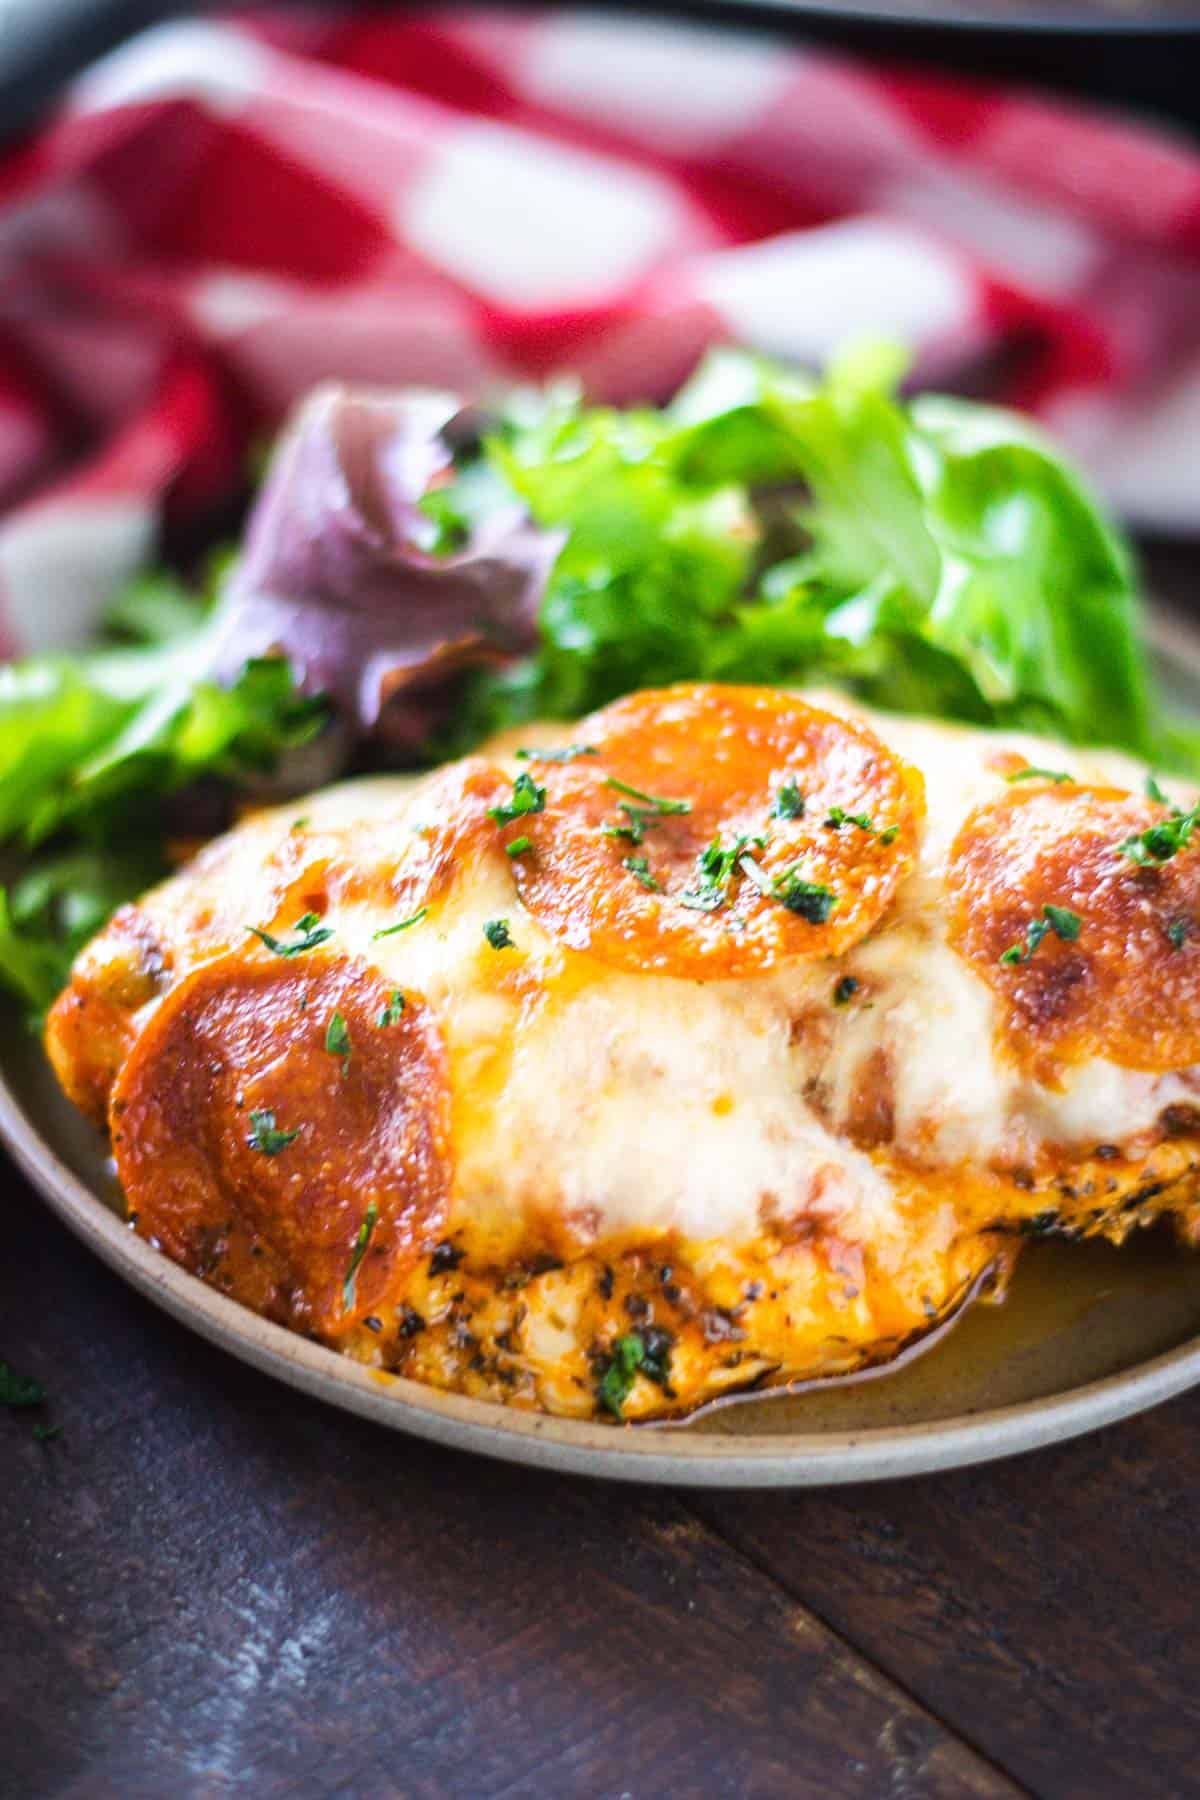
[0,6,1197,658]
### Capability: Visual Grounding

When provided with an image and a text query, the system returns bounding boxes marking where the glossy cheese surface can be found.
[46,686,1200,1419]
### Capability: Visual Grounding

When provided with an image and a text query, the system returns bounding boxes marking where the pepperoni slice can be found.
[946,784,1200,1078]
[323,759,511,910]
[507,684,922,978]
[109,954,451,1341]
[264,758,512,928]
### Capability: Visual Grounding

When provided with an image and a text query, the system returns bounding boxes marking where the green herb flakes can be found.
[515,744,597,763]
[1006,767,1073,785]
[324,1010,352,1064]
[483,918,514,950]
[342,1201,379,1312]
[744,858,838,924]
[602,778,692,847]
[248,912,334,957]
[1044,904,1082,941]
[622,856,661,891]
[824,805,875,833]
[378,990,406,1026]
[772,781,805,821]
[372,906,428,940]
[679,832,766,913]
[833,975,860,1006]
[1000,904,1082,965]
[247,1109,300,1155]
[778,878,838,924]
[604,778,691,814]
[506,835,533,858]
[487,771,546,826]
[597,1327,674,1418]
[598,1334,644,1417]
[1120,802,1200,867]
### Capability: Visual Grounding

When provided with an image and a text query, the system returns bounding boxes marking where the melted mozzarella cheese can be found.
[195,698,1197,1254]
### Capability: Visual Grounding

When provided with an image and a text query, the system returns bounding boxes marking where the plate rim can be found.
[11,605,1200,1488]
[694,0,1200,36]
[8,1055,1200,1487]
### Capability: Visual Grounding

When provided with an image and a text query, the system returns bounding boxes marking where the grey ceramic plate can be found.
[6,608,1200,1487]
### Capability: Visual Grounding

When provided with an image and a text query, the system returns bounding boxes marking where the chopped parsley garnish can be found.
[1168,919,1190,951]
[515,744,597,763]
[247,911,334,957]
[602,814,648,845]
[824,805,876,833]
[342,1201,378,1312]
[679,833,765,912]
[878,825,900,845]
[678,886,725,914]
[772,781,805,820]
[483,918,514,949]
[372,906,428,940]
[506,835,533,858]
[596,1327,674,1419]
[1120,797,1200,866]
[247,1109,300,1155]
[833,974,859,1006]
[597,1334,643,1417]
[776,875,838,923]
[1007,766,1073,784]
[741,856,839,924]
[1043,904,1081,941]
[602,778,692,846]
[324,1009,352,1064]
[1147,776,1171,804]
[1000,904,1082,965]
[378,990,406,1026]
[622,856,661,891]
[604,777,691,813]
[487,771,546,826]
[0,1361,45,1408]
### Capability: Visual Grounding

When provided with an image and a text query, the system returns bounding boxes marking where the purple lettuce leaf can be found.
[209,384,562,757]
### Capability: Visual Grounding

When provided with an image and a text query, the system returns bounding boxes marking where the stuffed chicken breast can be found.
[46,683,1200,1420]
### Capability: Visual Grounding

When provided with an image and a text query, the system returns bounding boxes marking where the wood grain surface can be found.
[5,1165,1200,1800]
[2,1186,1021,1800]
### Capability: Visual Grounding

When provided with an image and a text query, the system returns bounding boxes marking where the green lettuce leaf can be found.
[0,549,326,1014]
[0,344,1187,1022]
[0,844,168,1018]
[450,343,1183,774]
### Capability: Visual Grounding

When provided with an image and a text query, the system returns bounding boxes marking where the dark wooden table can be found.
[7,1160,1200,1800]
[5,542,1200,1800]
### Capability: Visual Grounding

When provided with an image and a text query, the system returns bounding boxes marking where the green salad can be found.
[0,343,1189,1016]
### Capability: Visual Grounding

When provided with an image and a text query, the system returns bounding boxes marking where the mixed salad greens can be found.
[0,342,1189,1015]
